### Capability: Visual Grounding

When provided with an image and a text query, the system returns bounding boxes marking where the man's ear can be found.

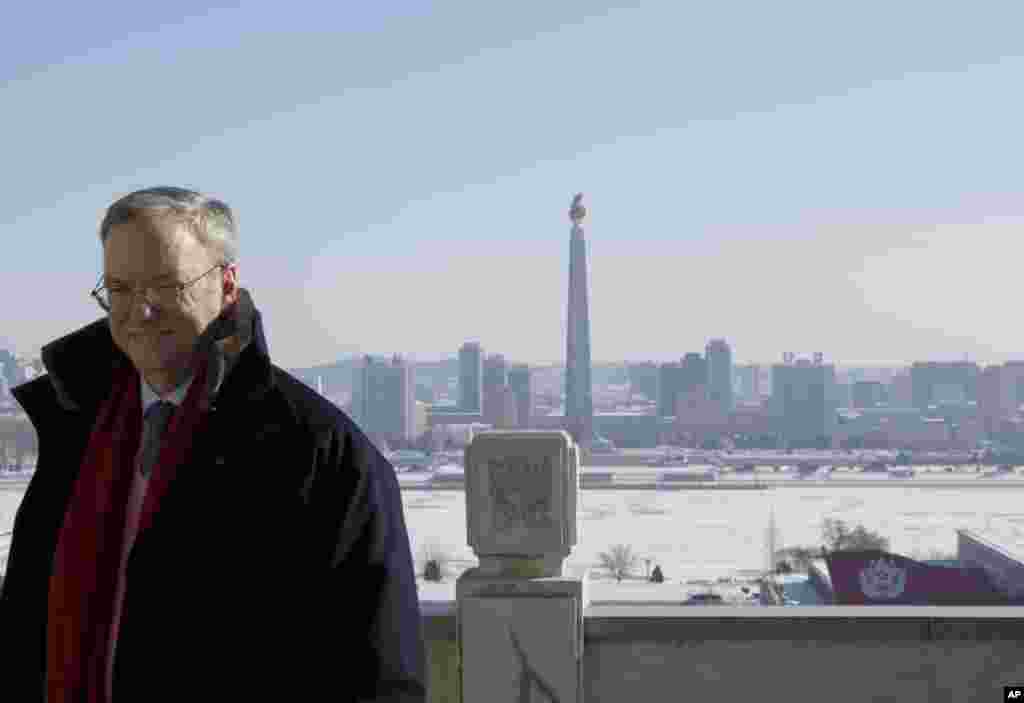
[220,263,240,307]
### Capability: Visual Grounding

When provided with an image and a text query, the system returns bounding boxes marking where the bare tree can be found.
[821,517,889,553]
[773,546,819,571]
[597,544,640,583]
[771,519,892,572]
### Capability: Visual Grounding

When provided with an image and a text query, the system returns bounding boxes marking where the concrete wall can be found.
[422,604,1024,703]
[584,607,1024,703]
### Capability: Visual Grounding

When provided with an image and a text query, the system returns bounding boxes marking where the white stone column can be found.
[457,430,588,703]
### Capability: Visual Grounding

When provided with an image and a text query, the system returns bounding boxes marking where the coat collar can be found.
[33,288,274,415]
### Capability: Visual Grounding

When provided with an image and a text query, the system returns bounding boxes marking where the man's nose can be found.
[126,291,160,323]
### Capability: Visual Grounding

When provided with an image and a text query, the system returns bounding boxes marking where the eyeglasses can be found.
[91,263,226,313]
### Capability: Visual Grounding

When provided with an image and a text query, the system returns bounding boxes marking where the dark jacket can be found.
[0,302,427,702]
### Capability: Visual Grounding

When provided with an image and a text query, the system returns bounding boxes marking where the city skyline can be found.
[5,4,1024,368]
[3,338,1023,374]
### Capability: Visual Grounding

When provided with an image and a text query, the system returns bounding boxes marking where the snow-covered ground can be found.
[401,483,1024,586]
[5,480,1024,592]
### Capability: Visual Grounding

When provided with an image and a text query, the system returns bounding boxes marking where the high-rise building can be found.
[977,362,1024,437]
[351,354,416,445]
[770,354,837,446]
[656,354,707,418]
[0,349,15,389]
[889,372,913,407]
[507,364,532,429]
[681,353,708,395]
[910,361,979,410]
[564,193,594,446]
[657,362,684,418]
[658,354,708,418]
[413,401,429,438]
[979,365,1003,437]
[835,383,852,410]
[350,355,370,425]
[733,364,761,402]
[627,362,659,403]
[705,339,734,413]
[483,354,509,426]
[397,355,417,443]
[496,386,519,429]
[999,361,1024,416]
[852,381,885,409]
[458,342,484,413]
[415,383,434,404]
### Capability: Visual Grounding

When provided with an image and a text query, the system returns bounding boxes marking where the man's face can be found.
[103,214,238,391]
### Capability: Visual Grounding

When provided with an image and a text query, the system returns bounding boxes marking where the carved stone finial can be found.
[465,430,579,577]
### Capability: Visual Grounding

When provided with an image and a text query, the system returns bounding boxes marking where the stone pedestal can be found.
[457,430,587,703]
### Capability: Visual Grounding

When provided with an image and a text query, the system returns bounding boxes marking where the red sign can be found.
[825,550,1001,605]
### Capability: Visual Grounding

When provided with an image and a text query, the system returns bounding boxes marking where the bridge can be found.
[611,449,981,469]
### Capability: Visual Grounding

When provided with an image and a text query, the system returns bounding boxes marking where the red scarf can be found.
[47,355,212,703]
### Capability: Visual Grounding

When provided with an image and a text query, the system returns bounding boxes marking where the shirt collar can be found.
[140,372,193,415]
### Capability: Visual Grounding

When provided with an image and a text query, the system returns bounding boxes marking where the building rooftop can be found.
[839,407,922,417]
[961,520,1024,563]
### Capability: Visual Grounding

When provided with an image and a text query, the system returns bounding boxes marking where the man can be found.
[0,187,427,702]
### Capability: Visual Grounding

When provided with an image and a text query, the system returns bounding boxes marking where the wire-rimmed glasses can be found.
[90,263,226,313]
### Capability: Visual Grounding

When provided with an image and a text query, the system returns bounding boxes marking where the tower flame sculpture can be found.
[564,193,594,447]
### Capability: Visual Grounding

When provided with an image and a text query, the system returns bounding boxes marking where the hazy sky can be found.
[4,2,1024,369]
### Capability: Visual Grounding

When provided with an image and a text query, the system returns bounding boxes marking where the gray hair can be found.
[98,186,239,264]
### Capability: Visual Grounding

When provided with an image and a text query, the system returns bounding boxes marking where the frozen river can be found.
[5,479,1024,583]
[401,483,1024,581]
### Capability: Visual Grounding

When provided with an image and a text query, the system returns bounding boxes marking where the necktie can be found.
[139,401,175,477]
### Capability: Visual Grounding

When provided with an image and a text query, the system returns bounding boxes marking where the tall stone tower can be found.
[564,193,594,447]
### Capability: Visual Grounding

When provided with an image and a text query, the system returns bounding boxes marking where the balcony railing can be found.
[423,430,1024,703]
[420,601,1024,703]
